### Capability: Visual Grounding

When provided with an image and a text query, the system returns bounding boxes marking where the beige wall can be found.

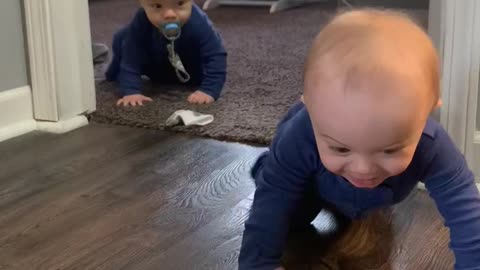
[0,0,29,92]
[477,80,480,130]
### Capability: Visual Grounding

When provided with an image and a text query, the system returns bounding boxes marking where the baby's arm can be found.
[115,9,151,105]
[239,113,317,270]
[189,8,227,103]
[423,129,480,269]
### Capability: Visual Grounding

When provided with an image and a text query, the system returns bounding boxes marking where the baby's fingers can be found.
[116,98,124,106]
[139,97,153,106]
[131,100,139,107]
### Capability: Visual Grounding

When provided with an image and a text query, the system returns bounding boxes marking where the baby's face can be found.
[305,76,434,189]
[140,0,192,28]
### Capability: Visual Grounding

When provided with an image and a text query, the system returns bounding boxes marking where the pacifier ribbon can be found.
[161,22,191,83]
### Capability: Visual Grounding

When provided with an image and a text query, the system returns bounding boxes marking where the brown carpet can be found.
[89,1,428,145]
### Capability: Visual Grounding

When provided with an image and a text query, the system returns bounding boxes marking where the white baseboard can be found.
[36,115,88,134]
[0,86,36,142]
[0,119,37,142]
[0,86,34,126]
[0,116,89,143]
[0,86,89,142]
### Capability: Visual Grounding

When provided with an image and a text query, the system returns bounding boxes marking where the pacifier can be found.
[161,22,190,83]
[161,22,181,41]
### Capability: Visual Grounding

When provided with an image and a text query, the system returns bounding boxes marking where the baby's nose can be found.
[350,158,375,176]
[163,9,177,21]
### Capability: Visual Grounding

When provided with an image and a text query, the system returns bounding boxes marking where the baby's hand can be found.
[187,90,214,104]
[116,94,153,107]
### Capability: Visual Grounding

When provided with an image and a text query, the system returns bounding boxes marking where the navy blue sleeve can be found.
[117,9,151,96]
[423,128,480,269]
[238,110,318,270]
[190,6,227,99]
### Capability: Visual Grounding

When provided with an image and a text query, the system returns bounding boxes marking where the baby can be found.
[105,0,227,106]
[239,9,480,270]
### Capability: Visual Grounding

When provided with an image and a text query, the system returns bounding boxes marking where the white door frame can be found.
[23,0,95,133]
[429,0,480,182]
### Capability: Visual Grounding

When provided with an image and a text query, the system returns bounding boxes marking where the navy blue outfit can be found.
[239,101,480,270]
[106,4,227,99]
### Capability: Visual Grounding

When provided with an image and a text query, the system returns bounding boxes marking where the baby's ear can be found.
[436,99,443,108]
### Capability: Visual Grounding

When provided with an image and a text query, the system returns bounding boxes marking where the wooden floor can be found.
[0,124,453,270]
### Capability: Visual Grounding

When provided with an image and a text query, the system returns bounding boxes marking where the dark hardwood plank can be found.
[56,146,260,270]
[0,124,456,270]
[329,190,453,270]
[121,197,253,270]
[0,125,263,270]
[384,191,453,270]
[0,124,172,210]
[0,125,184,243]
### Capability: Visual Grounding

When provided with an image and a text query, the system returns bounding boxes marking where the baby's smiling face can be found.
[303,9,440,188]
[307,74,432,189]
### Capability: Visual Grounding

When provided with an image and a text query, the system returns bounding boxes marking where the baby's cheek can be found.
[319,154,345,175]
[383,156,413,176]
[178,9,192,24]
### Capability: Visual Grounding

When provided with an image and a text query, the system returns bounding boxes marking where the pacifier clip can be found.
[161,23,191,83]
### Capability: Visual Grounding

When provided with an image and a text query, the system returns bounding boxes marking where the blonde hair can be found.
[304,9,440,109]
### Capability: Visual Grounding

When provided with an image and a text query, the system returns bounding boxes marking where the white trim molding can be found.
[0,86,37,142]
[0,86,90,142]
[23,0,96,122]
[434,0,480,181]
[36,116,89,134]
[437,0,479,154]
[466,2,480,181]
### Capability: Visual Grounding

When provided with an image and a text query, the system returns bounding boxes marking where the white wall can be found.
[0,0,29,92]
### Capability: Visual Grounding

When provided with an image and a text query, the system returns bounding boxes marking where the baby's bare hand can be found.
[187,90,214,104]
[116,94,153,107]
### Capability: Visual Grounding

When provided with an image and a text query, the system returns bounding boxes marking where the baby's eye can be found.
[384,148,401,155]
[152,3,162,9]
[178,1,185,6]
[330,146,351,154]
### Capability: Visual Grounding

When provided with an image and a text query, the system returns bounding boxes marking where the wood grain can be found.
[0,124,454,270]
